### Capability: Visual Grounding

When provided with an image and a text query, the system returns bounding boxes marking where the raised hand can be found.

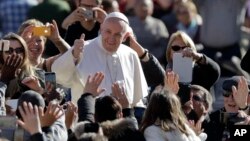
[64,101,78,129]
[72,33,85,61]
[111,81,129,108]
[47,20,61,42]
[83,72,105,97]
[17,102,42,135]
[62,7,86,29]
[93,7,107,23]
[22,75,44,94]
[164,71,179,94]
[182,48,203,61]
[232,76,249,110]
[0,54,22,83]
[39,101,64,127]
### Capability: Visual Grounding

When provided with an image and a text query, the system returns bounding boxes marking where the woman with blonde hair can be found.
[0,32,35,99]
[165,31,220,90]
[18,19,70,72]
[140,91,204,141]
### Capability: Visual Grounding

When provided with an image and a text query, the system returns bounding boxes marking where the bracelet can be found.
[139,49,148,60]
[239,105,248,111]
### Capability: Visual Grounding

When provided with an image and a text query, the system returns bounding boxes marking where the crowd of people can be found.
[0,0,250,141]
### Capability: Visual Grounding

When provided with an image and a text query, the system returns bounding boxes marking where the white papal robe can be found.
[51,36,148,106]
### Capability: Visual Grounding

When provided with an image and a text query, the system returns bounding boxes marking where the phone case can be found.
[45,72,57,91]
[0,40,10,51]
[33,26,51,36]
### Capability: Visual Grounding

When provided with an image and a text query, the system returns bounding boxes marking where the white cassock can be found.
[51,36,148,107]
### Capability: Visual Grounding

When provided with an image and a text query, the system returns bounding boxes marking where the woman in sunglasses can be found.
[0,32,35,99]
[165,31,220,91]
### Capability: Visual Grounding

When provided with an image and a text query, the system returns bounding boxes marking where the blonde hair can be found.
[166,31,196,62]
[17,19,44,35]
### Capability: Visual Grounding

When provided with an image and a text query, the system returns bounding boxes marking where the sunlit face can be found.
[101,18,126,53]
[223,94,238,113]
[27,36,45,60]
[3,39,25,62]
[191,89,206,116]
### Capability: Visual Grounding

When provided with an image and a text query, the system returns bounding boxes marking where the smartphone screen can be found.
[33,26,51,36]
[45,72,56,91]
[173,53,193,83]
[0,40,10,51]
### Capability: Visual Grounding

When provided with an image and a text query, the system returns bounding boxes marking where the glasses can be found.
[171,45,188,51]
[5,47,24,54]
[192,95,204,102]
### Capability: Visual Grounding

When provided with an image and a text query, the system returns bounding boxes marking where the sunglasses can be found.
[5,47,24,54]
[171,45,188,51]
[192,95,204,102]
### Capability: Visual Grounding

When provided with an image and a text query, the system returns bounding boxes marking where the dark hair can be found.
[95,96,122,122]
[101,118,145,141]
[16,90,45,119]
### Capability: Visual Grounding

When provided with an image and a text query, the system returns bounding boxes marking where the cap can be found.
[104,12,129,25]
[222,76,250,92]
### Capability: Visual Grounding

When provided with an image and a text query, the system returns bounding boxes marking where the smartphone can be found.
[0,116,17,129]
[33,26,51,36]
[0,40,10,51]
[45,72,56,91]
[173,53,193,83]
[83,9,95,20]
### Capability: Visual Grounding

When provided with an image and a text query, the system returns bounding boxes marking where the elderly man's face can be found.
[101,18,127,53]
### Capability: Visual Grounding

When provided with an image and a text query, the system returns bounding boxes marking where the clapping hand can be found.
[39,101,64,127]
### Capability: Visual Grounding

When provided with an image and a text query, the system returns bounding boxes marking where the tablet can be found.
[173,53,193,83]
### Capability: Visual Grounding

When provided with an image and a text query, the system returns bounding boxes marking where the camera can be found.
[0,40,10,51]
[83,9,95,20]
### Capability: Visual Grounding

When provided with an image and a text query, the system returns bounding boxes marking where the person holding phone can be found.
[18,19,70,72]
[52,12,148,111]
[165,31,220,91]
[0,33,36,100]
[62,0,107,46]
